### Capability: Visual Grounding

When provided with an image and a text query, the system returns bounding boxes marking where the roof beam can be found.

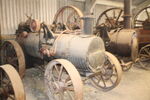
[96,0,124,8]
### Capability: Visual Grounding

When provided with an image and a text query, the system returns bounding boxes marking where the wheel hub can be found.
[54,81,66,92]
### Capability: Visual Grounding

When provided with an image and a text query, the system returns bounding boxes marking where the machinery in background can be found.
[0,5,122,100]
[51,5,83,33]
[0,64,25,100]
[95,0,139,71]
[134,6,150,70]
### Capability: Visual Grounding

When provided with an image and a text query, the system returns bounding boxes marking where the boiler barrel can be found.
[17,33,43,59]
[17,33,106,72]
[109,29,138,58]
[54,34,106,72]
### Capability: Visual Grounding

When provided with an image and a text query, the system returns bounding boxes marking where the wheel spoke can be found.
[113,10,116,18]
[104,13,113,26]
[143,48,150,56]
[135,20,144,22]
[66,80,72,86]
[145,9,150,20]
[58,65,63,81]
[101,76,106,87]
[65,87,74,91]
[45,59,83,100]
[110,78,114,84]
[97,76,101,84]
[54,65,59,75]
[66,90,74,100]
[8,95,15,100]
[116,10,123,25]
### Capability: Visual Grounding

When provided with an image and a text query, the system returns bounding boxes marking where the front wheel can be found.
[90,51,122,91]
[44,59,83,100]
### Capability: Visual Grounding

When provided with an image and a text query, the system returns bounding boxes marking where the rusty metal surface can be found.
[124,0,132,29]
[137,44,150,70]
[136,29,150,44]
[90,51,122,91]
[29,19,41,33]
[95,6,139,59]
[109,29,138,58]
[0,64,25,100]
[52,5,84,32]
[44,59,83,100]
[134,6,150,47]
[134,6,150,28]
[0,40,26,78]
[81,16,94,35]
[96,7,124,32]
[17,30,106,73]
[17,33,43,59]
[53,34,105,73]
[131,35,139,61]
[15,13,122,91]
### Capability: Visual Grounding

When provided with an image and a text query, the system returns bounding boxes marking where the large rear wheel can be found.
[0,40,25,78]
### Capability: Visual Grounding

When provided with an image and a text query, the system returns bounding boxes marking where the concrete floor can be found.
[23,65,150,100]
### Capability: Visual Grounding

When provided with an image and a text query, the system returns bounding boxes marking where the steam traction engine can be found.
[0,6,122,100]
[134,6,150,69]
[95,0,139,71]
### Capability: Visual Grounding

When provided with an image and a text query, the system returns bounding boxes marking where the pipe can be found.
[81,15,94,35]
[124,0,132,29]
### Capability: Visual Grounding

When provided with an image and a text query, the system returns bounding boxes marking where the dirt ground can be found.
[23,64,150,100]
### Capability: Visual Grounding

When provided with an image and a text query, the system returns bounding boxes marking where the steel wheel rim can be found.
[90,52,122,91]
[96,8,124,32]
[45,59,83,100]
[134,6,150,28]
[138,44,150,70]
[0,64,25,100]
[0,40,25,78]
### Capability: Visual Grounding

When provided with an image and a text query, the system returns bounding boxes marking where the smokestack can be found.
[124,0,132,29]
[81,15,94,35]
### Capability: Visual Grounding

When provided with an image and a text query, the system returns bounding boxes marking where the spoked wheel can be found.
[96,8,124,33]
[90,52,122,91]
[0,40,25,78]
[134,6,150,28]
[0,64,25,100]
[52,5,83,32]
[137,44,150,70]
[44,59,83,100]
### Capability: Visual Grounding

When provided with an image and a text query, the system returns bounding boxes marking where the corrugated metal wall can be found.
[0,0,57,35]
[57,0,84,12]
